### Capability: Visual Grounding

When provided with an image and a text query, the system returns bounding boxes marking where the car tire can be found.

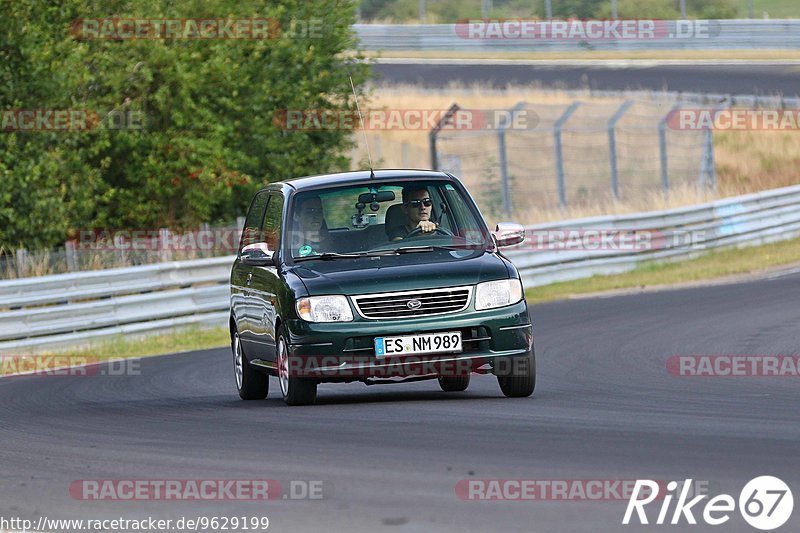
[233,330,268,400]
[276,326,317,406]
[438,375,470,392]
[496,351,536,398]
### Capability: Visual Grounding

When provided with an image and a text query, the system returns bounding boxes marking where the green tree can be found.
[0,0,369,249]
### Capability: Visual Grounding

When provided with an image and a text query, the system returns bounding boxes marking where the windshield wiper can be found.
[368,244,488,254]
[362,246,435,256]
[293,252,364,262]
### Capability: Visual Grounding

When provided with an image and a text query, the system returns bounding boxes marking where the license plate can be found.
[374,331,462,357]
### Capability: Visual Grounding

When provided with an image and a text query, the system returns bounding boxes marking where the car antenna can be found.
[350,76,375,179]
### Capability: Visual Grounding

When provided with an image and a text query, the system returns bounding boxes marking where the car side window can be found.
[239,191,269,252]
[262,194,284,254]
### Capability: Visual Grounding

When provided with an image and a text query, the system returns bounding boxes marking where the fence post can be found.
[608,100,634,201]
[65,240,78,272]
[554,101,581,209]
[699,100,727,190]
[429,103,461,170]
[497,102,526,219]
[159,228,172,262]
[15,248,27,278]
[659,103,681,196]
[699,128,716,190]
[199,222,210,258]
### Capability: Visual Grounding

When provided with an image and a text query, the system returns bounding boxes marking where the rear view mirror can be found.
[493,223,525,248]
[240,242,275,266]
[358,190,395,204]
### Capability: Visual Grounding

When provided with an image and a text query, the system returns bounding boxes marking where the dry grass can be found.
[715,130,800,197]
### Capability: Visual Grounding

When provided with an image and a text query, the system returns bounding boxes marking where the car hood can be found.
[289,249,511,296]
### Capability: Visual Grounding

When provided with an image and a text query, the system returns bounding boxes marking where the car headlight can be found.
[296,295,354,322]
[474,279,523,310]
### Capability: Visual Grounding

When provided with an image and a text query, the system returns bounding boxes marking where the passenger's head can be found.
[401,186,432,225]
[295,195,324,232]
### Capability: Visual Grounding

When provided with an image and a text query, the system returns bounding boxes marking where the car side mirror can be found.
[493,223,525,248]
[240,242,276,266]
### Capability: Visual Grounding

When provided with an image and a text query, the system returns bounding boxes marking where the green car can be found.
[230,170,534,405]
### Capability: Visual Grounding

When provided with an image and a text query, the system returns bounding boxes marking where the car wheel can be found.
[233,330,268,400]
[496,351,536,398]
[276,326,317,406]
[438,375,470,392]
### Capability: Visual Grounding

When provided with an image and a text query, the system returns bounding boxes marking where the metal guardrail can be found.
[3,184,800,352]
[355,20,800,52]
[508,184,800,287]
[0,257,235,352]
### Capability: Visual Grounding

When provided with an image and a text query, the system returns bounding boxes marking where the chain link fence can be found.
[432,95,717,219]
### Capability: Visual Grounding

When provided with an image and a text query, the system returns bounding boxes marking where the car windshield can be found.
[287,180,492,259]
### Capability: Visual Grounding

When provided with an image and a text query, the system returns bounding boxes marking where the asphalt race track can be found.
[1,271,799,532]
[373,60,800,96]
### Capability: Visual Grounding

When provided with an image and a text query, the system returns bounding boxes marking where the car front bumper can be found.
[284,300,533,380]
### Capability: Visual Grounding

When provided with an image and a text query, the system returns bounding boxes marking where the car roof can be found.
[272,169,455,192]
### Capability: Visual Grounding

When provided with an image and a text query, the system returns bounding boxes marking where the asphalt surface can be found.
[373,61,800,96]
[1,271,799,533]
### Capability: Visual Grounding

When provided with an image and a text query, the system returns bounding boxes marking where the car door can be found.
[232,190,270,351]
[247,192,284,363]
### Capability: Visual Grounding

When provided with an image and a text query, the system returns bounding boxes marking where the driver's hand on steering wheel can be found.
[417,221,437,233]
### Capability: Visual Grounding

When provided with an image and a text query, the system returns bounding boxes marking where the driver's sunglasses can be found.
[405,198,432,208]
[300,207,323,215]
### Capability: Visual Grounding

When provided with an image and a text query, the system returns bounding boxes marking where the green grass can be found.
[754,0,800,18]
[526,236,800,304]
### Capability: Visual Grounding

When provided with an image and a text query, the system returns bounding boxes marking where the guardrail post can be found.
[608,100,634,201]
[15,248,27,278]
[659,103,681,197]
[554,102,581,208]
[497,102,526,219]
[429,103,461,170]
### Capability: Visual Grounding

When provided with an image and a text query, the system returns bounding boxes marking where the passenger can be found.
[293,196,330,256]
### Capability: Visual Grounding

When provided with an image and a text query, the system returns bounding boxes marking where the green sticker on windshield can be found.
[298,245,313,256]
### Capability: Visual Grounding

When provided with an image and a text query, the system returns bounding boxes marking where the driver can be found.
[389,186,437,241]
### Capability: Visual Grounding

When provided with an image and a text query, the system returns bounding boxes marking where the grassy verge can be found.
[1,326,230,376]
[366,49,800,61]
[526,236,800,304]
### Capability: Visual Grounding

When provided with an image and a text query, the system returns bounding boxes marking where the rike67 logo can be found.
[623,476,793,530]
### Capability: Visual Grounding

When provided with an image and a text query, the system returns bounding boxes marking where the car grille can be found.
[352,286,472,319]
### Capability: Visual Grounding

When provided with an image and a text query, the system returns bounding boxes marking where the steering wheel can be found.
[405,225,454,238]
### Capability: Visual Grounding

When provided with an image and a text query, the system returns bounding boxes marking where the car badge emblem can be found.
[407,299,422,310]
